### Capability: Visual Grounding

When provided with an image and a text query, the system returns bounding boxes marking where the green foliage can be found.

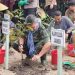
[42,14,53,28]
[10,8,53,43]
[12,9,24,17]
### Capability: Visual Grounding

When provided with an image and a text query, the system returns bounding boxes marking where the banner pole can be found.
[57,46,63,75]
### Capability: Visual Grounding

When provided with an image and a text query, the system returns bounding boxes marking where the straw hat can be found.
[0,3,8,11]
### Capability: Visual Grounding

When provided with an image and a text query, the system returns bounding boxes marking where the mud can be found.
[9,59,51,75]
[6,48,75,75]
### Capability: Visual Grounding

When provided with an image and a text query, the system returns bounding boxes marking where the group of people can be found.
[17,0,75,65]
[0,0,75,66]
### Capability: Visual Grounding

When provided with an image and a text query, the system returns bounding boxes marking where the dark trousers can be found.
[13,42,46,62]
[39,0,45,9]
[24,8,37,18]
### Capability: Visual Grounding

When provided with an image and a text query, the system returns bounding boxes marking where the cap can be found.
[24,14,36,25]
[0,3,8,11]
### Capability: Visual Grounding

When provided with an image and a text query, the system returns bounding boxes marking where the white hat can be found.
[0,3,8,11]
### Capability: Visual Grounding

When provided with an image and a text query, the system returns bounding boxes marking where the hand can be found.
[19,45,23,52]
[50,4,53,9]
[67,29,72,34]
[32,54,40,61]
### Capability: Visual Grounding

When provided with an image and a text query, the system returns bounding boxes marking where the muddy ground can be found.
[0,48,75,75]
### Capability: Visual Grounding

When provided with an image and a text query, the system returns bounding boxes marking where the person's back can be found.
[45,0,57,17]
[24,0,39,17]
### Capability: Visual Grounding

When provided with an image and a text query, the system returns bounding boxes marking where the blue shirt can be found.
[54,16,73,32]
[47,16,74,36]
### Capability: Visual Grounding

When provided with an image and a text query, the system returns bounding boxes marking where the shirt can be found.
[47,16,74,37]
[24,0,39,9]
[24,18,50,51]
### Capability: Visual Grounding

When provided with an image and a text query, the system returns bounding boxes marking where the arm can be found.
[50,0,57,9]
[65,17,74,33]
[51,0,57,5]
[32,42,51,61]
[37,42,51,57]
[32,25,51,61]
